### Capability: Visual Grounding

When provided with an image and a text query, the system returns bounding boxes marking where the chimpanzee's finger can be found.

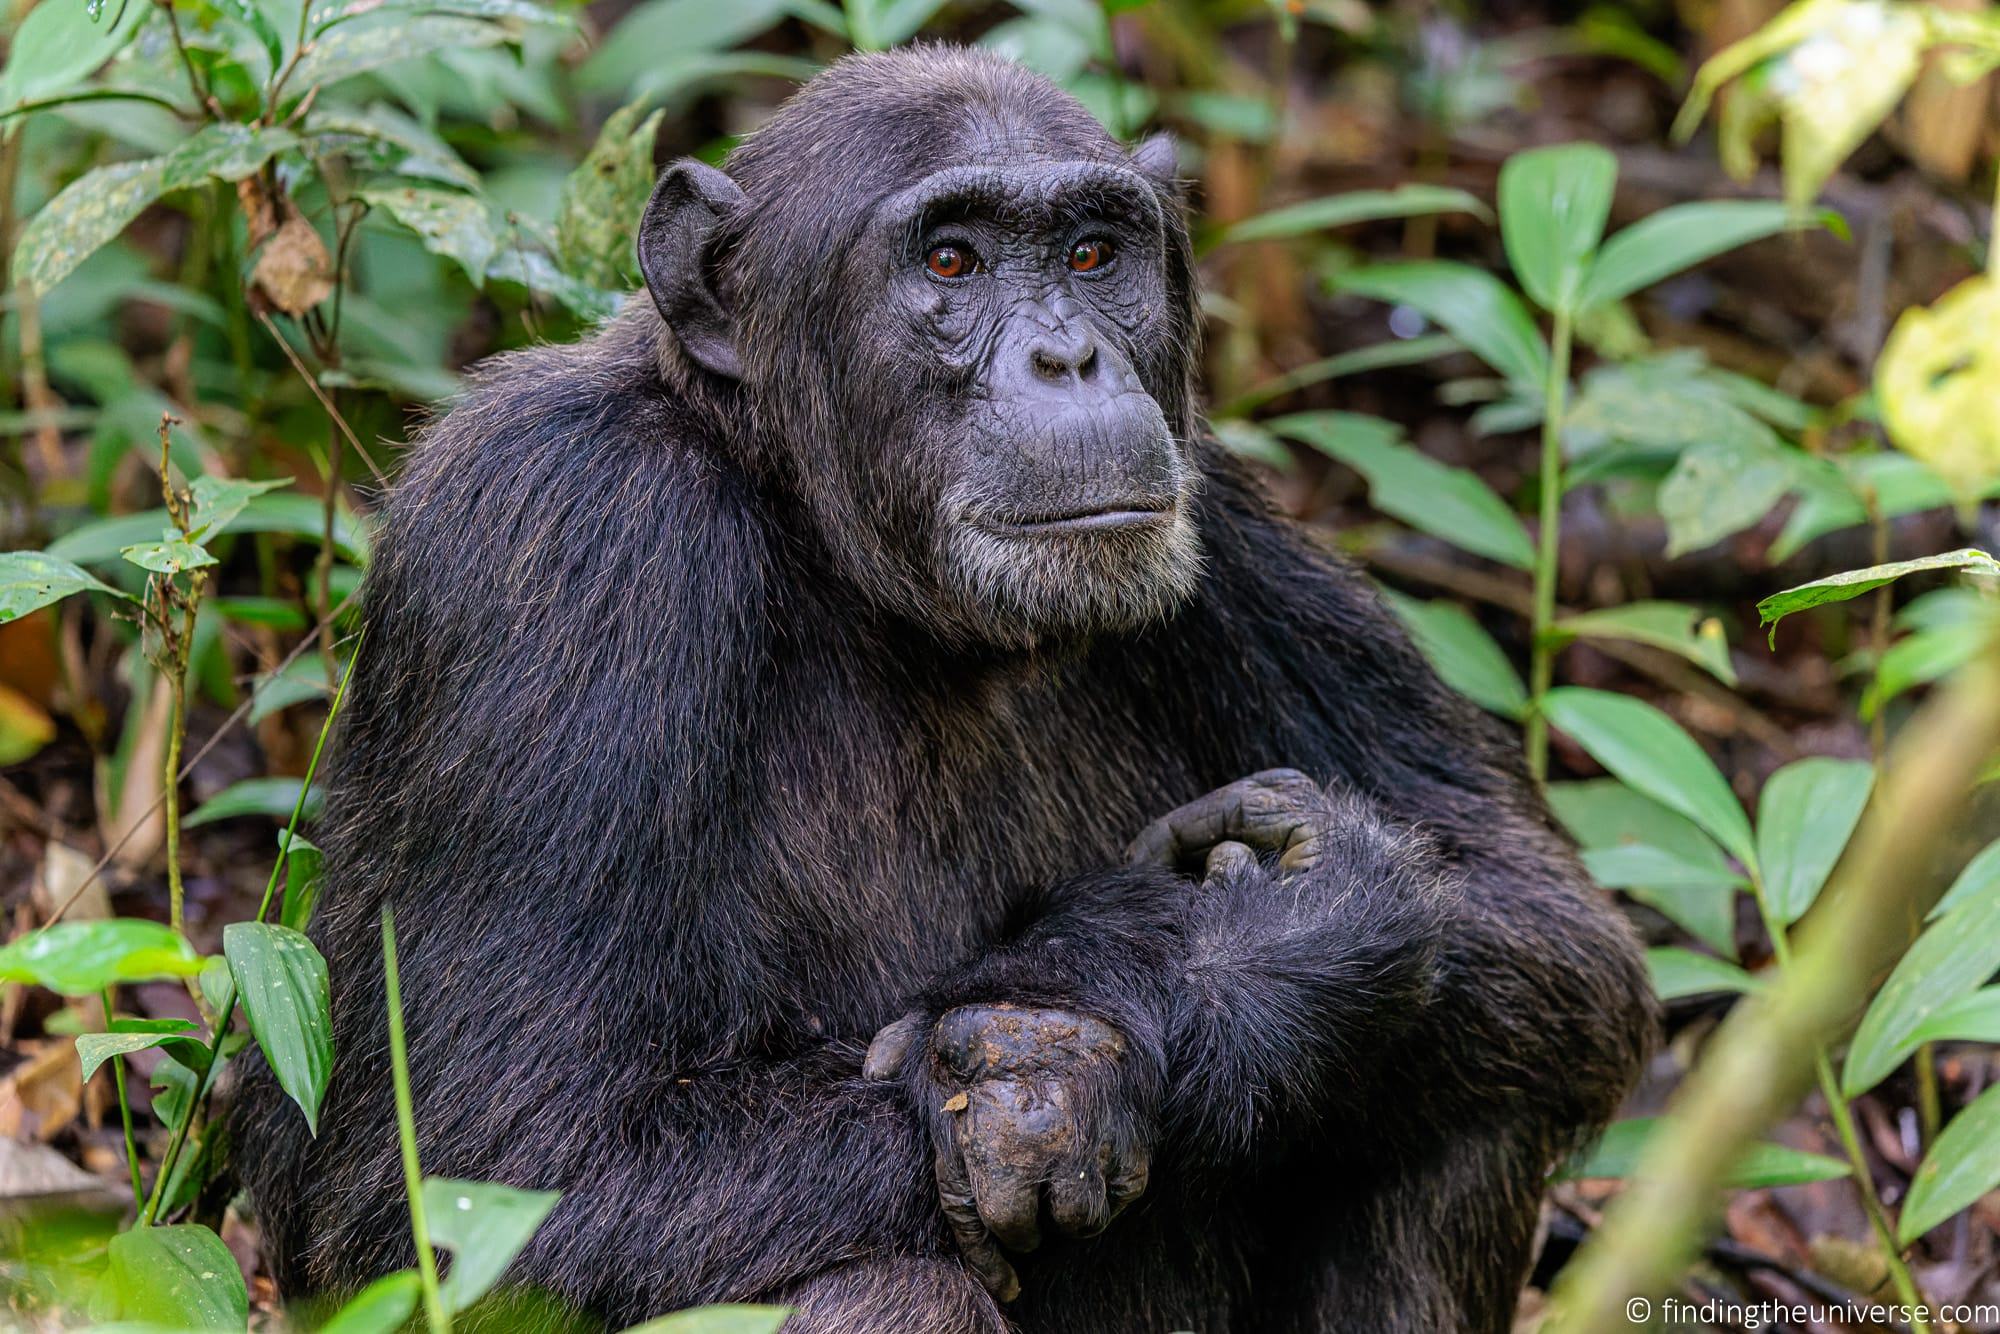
[1106,1138,1151,1218]
[1046,1154,1109,1238]
[935,1132,1021,1302]
[1126,769,1325,869]
[861,1011,926,1080]
[1202,839,1258,883]
[962,1083,1047,1253]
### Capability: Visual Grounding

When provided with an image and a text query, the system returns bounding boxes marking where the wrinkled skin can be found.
[232,46,1654,1334]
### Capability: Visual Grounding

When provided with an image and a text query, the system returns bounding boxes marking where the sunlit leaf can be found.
[360,185,499,286]
[0,550,130,622]
[226,922,334,1133]
[1381,591,1527,720]
[1756,550,2000,638]
[15,158,167,296]
[46,494,371,567]
[122,533,219,575]
[424,1178,563,1312]
[104,1225,246,1330]
[76,1018,199,1083]
[1756,757,1873,926]
[1564,1116,1848,1187]
[1542,687,1757,871]
[1877,274,2000,494]
[1333,261,1550,390]
[1497,142,1616,313]
[0,919,204,995]
[1271,412,1533,568]
[291,15,510,94]
[1221,185,1490,245]
[161,123,299,193]
[1901,1082,2000,1243]
[1555,602,1736,685]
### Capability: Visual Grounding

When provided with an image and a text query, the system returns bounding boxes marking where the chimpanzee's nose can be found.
[1028,331,1099,386]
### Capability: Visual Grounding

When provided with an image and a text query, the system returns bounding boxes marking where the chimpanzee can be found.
[233,44,1653,1334]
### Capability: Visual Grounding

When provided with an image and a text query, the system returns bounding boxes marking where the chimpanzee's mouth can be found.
[985,504,1176,535]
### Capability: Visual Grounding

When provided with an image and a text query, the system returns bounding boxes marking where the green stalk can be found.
[1525,308,1574,781]
[383,907,450,1334]
[103,988,144,1207]
[256,632,361,925]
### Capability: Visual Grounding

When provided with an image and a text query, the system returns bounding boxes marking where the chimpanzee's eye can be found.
[926,244,979,279]
[1067,238,1115,273]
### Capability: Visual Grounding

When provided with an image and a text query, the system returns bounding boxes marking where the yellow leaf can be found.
[1877,274,2000,494]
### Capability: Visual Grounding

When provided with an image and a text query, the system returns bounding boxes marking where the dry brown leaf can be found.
[0,1040,83,1142]
[96,674,168,872]
[252,216,335,318]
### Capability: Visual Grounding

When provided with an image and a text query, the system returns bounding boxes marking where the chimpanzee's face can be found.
[839,153,1203,646]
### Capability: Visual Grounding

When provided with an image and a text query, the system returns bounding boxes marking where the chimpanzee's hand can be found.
[1126,767,1333,879]
[862,1003,1151,1302]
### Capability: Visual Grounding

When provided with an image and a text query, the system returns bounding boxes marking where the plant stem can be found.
[103,988,145,1207]
[1525,308,1574,781]
[383,907,450,1334]
[256,634,361,924]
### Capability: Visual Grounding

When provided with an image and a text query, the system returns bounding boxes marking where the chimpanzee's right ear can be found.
[638,158,746,381]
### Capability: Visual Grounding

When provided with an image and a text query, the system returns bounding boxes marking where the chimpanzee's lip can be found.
[985,504,1175,535]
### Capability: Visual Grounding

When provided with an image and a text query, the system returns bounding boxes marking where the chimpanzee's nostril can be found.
[1032,348,1069,381]
[1029,338,1098,384]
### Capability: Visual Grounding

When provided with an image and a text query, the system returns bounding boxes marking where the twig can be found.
[254,310,388,487]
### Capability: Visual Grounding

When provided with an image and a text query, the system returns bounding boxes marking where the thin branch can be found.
[255,310,388,486]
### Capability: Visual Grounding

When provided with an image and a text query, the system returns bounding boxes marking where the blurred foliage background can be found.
[6,0,2000,1330]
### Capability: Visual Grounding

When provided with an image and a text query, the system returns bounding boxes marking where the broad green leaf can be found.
[1756,550,2000,638]
[320,1271,422,1334]
[225,922,334,1133]
[1270,412,1533,568]
[1901,1082,2000,1243]
[424,1177,563,1313]
[1555,602,1736,685]
[1219,335,1461,417]
[311,0,568,31]
[485,248,622,323]
[76,1018,198,1082]
[1865,619,1991,719]
[1843,886,2000,1096]
[1877,274,2000,493]
[46,494,371,566]
[1542,687,1757,871]
[280,830,327,933]
[622,1307,794,1334]
[1647,946,1761,1001]
[1580,201,1810,309]
[186,777,324,827]
[1658,437,1800,557]
[1549,779,1739,955]
[1931,838,2000,920]
[579,0,797,95]
[306,104,480,190]
[1564,1116,1848,1187]
[162,124,298,193]
[1221,185,1490,244]
[187,476,290,540]
[1564,353,1782,465]
[1497,142,1616,313]
[104,1225,247,1330]
[1907,987,2000,1048]
[16,158,167,296]
[0,919,204,994]
[1333,261,1550,390]
[1209,418,1293,471]
[360,185,498,286]
[557,99,665,290]
[1381,591,1527,719]
[122,533,219,575]
[0,551,129,622]
[1756,757,1873,926]
[845,0,950,49]
[0,0,148,113]
[291,15,510,94]
[1768,451,1984,562]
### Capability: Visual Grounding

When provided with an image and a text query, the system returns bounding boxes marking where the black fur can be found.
[234,46,1652,1333]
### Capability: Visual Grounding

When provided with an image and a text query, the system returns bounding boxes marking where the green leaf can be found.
[1931,838,2000,920]
[1542,687,1757,871]
[76,1019,198,1082]
[1756,550,2000,639]
[1550,778,1740,955]
[424,1177,563,1313]
[1647,946,1761,1001]
[1218,335,1461,417]
[0,919,204,995]
[122,533,219,575]
[1564,1116,1848,1188]
[0,550,130,622]
[484,248,621,323]
[1907,987,2000,1048]
[1497,142,1616,313]
[162,123,299,193]
[1755,757,1873,926]
[360,185,499,286]
[1208,418,1292,471]
[46,493,371,567]
[291,15,511,93]
[1843,885,2000,1097]
[279,830,326,933]
[1901,1081,2000,1243]
[186,776,324,827]
[0,0,148,113]
[103,1225,247,1330]
[225,922,334,1134]
[311,0,569,31]
[306,104,480,190]
[319,1270,422,1334]
[557,99,665,290]
[1333,261,1549,390]
[1381,591,1527,719]
[845,0,950,49]
[1270,412,1533,568]
[1555,602,1736,685]
[1864,619,1991,719]
[1581,201,1813,309]
[187,476,290,540]
[620,1307,794,1334]
[15,158,168,296]
[1221,185,1490,244]
[1658,437,1800,557]
[579,0,798,95]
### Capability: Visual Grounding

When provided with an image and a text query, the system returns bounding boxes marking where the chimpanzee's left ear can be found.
[1129,133,1180,188]
[638,158,745,381]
